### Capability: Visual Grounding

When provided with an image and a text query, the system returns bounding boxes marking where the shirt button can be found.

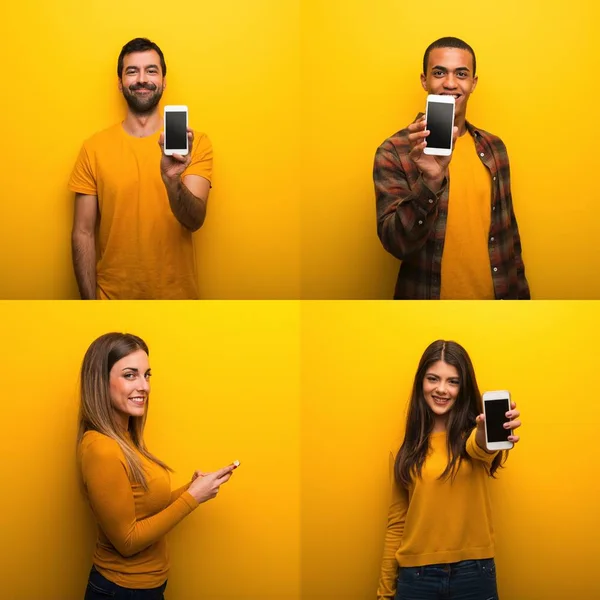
[493,267,498,272]
[480,152,485,157]
[428,199,433,204]
[493,176,497,181]
[493,206,496,211]
[490,237,495,242]
[418,220,423,225]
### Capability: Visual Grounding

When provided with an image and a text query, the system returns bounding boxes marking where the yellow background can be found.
[0,0,300,299]
[301,301,600,598]
[300,0,600,299]
[0,301,300,600]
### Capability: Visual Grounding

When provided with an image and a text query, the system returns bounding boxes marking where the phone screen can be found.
[426,101,454,150]
[165,111,187,150]
[484,399,510,442]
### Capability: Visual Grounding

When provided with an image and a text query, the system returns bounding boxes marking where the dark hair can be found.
[423,37,476,77]
[394,340,506,489]
[117,37,167,79]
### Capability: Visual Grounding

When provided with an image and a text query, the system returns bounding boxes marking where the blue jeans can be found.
[394,558,499,600]
[84,566,168,600]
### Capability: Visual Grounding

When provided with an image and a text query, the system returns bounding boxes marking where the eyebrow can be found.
[431,65,470,72]
[426,372,460,379]
[121,367,152,373]
[125,64,160,71]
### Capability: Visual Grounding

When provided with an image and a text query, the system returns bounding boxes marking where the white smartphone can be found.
[482,390,514,451]
[163,105,189,156]
[423,94,455,156]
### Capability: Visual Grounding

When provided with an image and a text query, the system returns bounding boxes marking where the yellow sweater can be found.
[377,428,499,599]
[79,430,199,588]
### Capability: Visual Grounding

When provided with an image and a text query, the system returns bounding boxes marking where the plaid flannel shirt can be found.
[374,114,530,300]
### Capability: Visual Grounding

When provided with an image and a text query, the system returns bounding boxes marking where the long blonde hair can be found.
[76,332,173,490]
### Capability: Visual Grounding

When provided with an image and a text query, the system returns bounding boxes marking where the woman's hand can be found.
[191,470,207,482]
[187,462,240,504]
[475,400,522,451]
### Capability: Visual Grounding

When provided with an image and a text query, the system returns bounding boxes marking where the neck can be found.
[454,112,468,137]
[122,108,162,137]
[114,412,130,433]
[432,415,448,433]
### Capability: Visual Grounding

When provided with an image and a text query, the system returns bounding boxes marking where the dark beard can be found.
[122,84,164,115]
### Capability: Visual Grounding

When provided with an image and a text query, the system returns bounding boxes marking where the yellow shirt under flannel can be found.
[441,132,495,299]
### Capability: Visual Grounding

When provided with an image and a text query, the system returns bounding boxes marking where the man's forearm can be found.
[71,232,97,299]
[164,179,207,232]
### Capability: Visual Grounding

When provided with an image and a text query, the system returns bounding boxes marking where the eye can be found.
[457,72,468,78]
[145,373,152,380]
[432,70,444,77]
[426,375,437,382]
[124,373,135,380]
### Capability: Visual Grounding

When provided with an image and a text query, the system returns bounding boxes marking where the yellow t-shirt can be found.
[68,123,213,299]
[79,430,198,588]
[441,133,494,299]
[377,429,499,599]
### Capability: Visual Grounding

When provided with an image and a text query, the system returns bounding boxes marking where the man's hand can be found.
[475,400,522,452]
[159,128,194,184]
[407,115,458,192]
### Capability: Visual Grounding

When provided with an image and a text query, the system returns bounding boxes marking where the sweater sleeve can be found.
[377,451,408,599]
[81,437,199,558]
[465,428,499,465]
[170,482,192,504]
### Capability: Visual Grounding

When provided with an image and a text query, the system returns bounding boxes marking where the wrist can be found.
[422,174,444,192]
[162,174,181,192]
[476,435,495,454]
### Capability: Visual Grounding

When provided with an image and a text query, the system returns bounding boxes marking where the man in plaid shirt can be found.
[374,37,530,300]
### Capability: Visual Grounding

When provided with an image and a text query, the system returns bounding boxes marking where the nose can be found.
[436,381,447,394]
[443,73,457,89]
[138,377,150,393]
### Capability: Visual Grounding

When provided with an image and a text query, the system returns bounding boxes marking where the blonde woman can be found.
[77,332,237,599]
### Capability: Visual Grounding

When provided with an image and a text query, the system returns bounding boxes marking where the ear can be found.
[420,72,428,92]
[471,75,478,92]
[118,78,123,93]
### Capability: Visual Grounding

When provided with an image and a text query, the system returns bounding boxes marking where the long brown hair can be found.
[76,332,172,490]
[394,340,506,488]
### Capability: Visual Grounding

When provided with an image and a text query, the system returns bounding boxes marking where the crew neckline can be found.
[120,123,162,140]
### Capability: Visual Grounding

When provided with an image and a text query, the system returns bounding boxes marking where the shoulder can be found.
[377,128,410,156]
[191,129,212,152]
[468,122,508,154]
[81,123,123,151]
[80,430,123,460]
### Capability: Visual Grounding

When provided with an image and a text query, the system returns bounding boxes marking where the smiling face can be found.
[118,50,165,115]
[108,349,151,430]
[421,47,478,120]
[422,360,460,429]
